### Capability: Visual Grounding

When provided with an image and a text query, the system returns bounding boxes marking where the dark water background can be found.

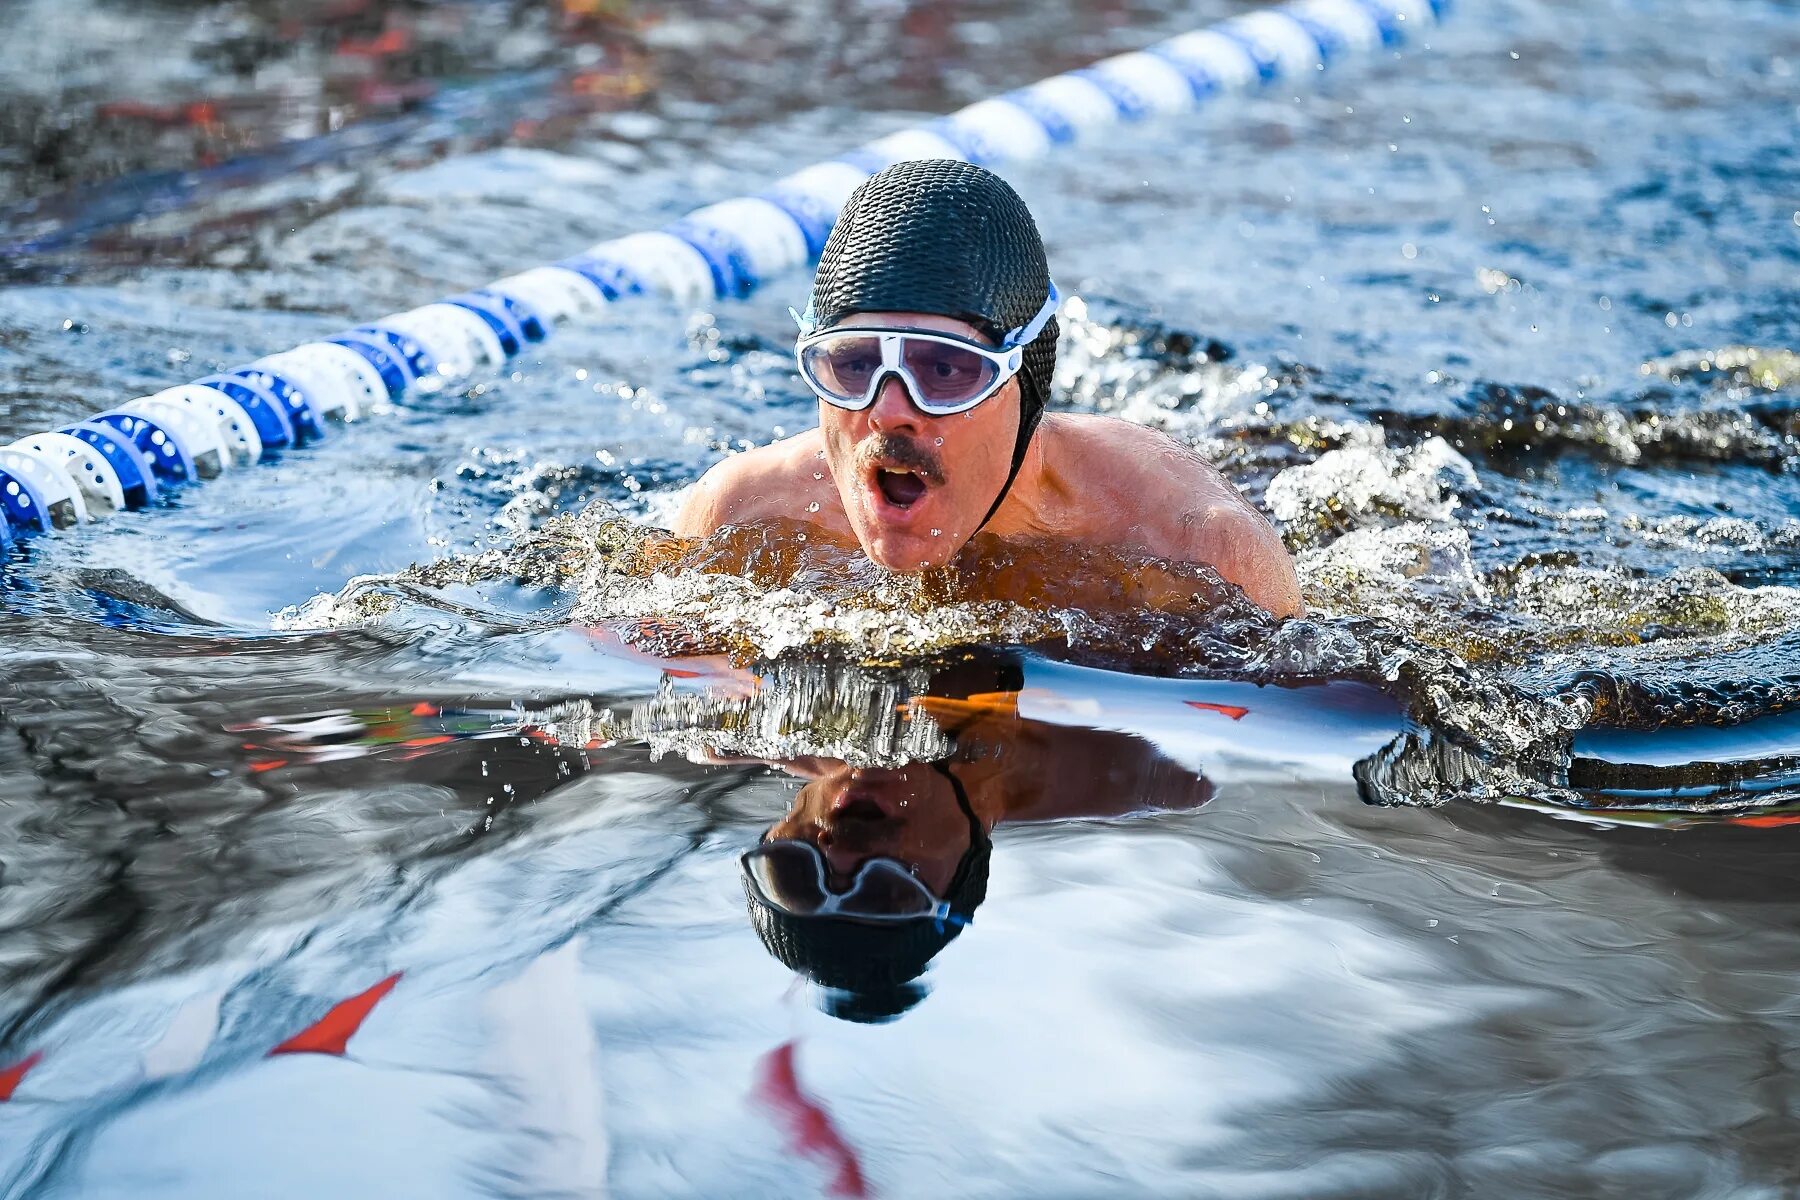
[2,0,1799,1196]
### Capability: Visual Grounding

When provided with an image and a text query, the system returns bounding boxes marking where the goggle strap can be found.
[1001,280,1061,349]
[931,903,970,934]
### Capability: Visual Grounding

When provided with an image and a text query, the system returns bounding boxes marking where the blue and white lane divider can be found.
[0,0,1449,554]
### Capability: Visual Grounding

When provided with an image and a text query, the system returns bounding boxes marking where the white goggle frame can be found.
[795,328,1024,415]
[792,281,1059,416]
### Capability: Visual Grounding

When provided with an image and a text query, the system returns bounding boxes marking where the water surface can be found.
[2,0,1798,1196]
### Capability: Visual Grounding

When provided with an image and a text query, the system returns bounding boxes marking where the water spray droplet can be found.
[806,501,820,513]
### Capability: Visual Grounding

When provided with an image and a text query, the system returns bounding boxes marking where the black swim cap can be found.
[810,159,1058,527]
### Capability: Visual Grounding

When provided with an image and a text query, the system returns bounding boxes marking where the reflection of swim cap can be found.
[743,764,991,1022]
[810,160,1058,526]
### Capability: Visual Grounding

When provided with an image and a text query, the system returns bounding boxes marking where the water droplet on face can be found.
[806,501,820,512]
[933,437,943,446]
[931,528,942,537]
[815,449,826,459]
[813,471,823,480]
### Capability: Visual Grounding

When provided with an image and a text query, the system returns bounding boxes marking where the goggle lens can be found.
[800,335,885,403]
[797,332,1008,413]
[902,340,1001,405]
[745,842,825,909]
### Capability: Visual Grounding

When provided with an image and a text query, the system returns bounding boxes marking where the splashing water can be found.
[5,1,1800,1193]
[279,285,1800,822]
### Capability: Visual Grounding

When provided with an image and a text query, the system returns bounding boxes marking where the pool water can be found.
[2,0,1799,1196]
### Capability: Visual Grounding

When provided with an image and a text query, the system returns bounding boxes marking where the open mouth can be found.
[830,793,889,822]
[820,788,896,849]
[874,467,928,509]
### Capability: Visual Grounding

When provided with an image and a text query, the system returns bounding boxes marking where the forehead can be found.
[833,310,993,345]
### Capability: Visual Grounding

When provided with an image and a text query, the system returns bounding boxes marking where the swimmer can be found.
[676,159,1303,618]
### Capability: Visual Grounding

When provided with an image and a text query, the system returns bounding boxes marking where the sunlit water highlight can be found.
[2,0,1799,1196]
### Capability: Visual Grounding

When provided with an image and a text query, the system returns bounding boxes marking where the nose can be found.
[866,373,923,435]
[820,845,869,892]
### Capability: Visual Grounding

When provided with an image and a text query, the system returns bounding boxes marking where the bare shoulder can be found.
[1038,413,1248,518]
[1044,413,1236,493]
[672,430,831,536]
[1039,414,1304,617]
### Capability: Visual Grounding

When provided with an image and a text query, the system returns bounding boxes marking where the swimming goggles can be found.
[741,840,963,927]
[791,282,1059,416]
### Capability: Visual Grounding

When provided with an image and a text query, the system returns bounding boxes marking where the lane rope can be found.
[0,0,1451,554]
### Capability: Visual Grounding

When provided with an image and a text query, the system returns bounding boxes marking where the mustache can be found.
[855,434,945,485]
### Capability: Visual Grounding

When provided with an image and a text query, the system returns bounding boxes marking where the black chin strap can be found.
[931,759,987,905]
[973,411,1040,536]
[975,451,1024,534]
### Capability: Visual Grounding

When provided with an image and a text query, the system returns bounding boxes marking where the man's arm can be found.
[1176,493,1305,618]
[1095,421,1304,618]
[671,432,833,538]
[671,447,779,537]
[671,460,732,537]
[914,695,1213,820]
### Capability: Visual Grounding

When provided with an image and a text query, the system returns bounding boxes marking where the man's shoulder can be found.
[701,430,822,486]
[673,430,826,535]
[1040,412,1222,491]
[1037,413,1303,616]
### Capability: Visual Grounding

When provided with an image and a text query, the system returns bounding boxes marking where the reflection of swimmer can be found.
[675,159,1303,617]
[740,690,1213,1021]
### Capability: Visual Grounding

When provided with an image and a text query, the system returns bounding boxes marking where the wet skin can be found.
[674,312,1304,618]
[766,762,971,897]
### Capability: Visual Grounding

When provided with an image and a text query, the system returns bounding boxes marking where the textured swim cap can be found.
[810,160,1058,526]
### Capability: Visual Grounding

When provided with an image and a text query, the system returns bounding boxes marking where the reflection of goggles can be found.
[792,283,1059,416]
[742,841,959,924]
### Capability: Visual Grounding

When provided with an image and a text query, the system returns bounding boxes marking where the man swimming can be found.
[675,158,1303,618]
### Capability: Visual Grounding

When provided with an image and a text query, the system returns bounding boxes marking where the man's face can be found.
[817,311,1022,572]
[766,761,971,898]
